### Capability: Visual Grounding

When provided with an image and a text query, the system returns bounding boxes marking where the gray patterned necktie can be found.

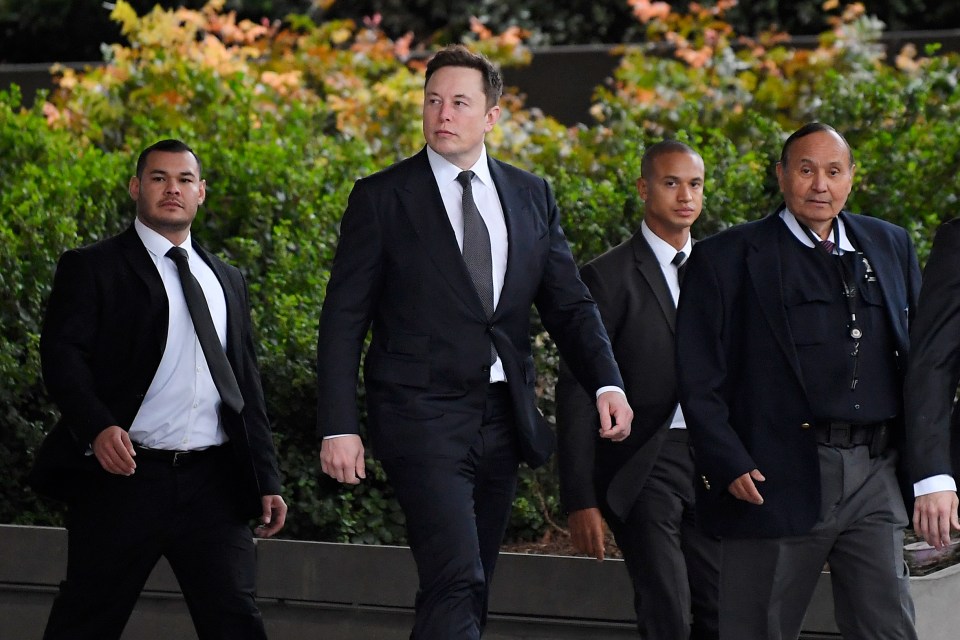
[457,170,497,365]
[457,170,495,317]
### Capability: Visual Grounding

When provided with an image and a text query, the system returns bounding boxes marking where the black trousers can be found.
[603,429,720,640]
[43,447,266,640]
[382,383,521,640]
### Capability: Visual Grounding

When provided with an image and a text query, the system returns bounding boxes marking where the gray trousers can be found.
[719,446,917,640]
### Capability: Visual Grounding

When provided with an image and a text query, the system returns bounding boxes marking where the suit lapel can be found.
[120,226,169,357]
[192,242,245,365]
[746,214,806,388]
[489,158,529,320]
[396,150,488,318]
[632,232,677,333]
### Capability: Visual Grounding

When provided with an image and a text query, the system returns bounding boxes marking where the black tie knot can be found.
[167,245,189,264]
[671,251,686,267]
[456,170,475,189]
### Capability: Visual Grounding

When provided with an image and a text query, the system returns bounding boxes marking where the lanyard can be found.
[798,218,862,389]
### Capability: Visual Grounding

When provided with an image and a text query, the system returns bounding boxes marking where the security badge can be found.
[860,254,877,282]
[848,252,876,340]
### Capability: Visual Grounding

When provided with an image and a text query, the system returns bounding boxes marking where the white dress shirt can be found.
[128,219,228,450]
[427,145,509,382]
[641,220,692,429]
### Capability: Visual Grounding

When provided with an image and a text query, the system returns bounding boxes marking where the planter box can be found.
[1,524,955,639]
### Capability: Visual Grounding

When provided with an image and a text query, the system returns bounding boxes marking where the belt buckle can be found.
[171,451,186,467]
[829,423,852,447]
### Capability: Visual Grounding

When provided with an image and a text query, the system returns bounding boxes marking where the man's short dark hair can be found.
[641,139,700,178]
[780,122,854,168]
[425,45,503,109]
[136,139,202,179]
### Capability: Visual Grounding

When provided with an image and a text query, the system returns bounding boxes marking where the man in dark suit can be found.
[905,220,960,549]
[676,123,919,639]
[316,46,633,639]
[557,140,719,639]
[30,139,287,640]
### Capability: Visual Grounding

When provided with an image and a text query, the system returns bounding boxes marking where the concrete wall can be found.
[4,524,956,639]
[0,524,639,640]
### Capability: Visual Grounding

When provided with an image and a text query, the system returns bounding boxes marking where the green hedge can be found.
[2,1,959,543]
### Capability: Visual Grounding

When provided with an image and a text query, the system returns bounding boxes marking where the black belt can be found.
[132,443,224,467]
[487,381,510,398]
[812,421,891,454]
[665,428,689,442]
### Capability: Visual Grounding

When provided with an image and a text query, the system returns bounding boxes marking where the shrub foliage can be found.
[2,0,959,542]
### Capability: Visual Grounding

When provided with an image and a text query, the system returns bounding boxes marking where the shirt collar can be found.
[779,207,855,251]
[426,144,493,188]
[134,217,193,259]
[641,219,693,268]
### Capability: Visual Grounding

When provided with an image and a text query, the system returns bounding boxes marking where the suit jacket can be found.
[676,210,920,538]
[557,230,682,519]
[315,148,623,468]
[29,226,282,518]
[905,218,960,485]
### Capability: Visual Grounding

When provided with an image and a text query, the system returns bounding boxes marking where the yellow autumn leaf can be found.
[110,0,139,35]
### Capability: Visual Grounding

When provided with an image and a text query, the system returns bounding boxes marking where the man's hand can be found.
[255,494,288,538]
[597,391,633,442]
[728,469,765,504]
[320,435,366,484]
[913,490,960,550]
[92,425,136,475]
[568,508,606,561]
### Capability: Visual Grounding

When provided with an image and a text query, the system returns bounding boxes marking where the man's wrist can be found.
[914,474,957,497]
[595,386,625,399]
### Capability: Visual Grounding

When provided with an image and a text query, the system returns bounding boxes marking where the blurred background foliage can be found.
[2,0,958,543]
[3,0,960,62]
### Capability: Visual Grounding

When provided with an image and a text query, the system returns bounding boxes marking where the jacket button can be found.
[701,475,711,490]
[481,365,490,373]
[801,422,812,429]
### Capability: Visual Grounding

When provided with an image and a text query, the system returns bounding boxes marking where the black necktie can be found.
[166,247,245,413]
[672,250,687,284]
[457,170,497,365]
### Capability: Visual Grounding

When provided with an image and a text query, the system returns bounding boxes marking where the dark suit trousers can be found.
[43,448,266,640]
[718,446,916,640]
[603,430,720,640]
[382,383,521,640]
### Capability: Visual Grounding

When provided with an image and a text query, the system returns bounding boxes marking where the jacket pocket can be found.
[386,332,430,356]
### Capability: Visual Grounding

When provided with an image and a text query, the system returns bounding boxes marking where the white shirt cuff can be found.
[595,386,626,399]
[322,433,354,440]
[914,474,957,497]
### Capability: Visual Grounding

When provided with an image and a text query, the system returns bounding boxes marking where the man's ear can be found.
[128,176,140,201]
[636,177,648,201]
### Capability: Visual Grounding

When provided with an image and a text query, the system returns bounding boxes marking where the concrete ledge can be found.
[2,524,956,639]
[0,524,636,639]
